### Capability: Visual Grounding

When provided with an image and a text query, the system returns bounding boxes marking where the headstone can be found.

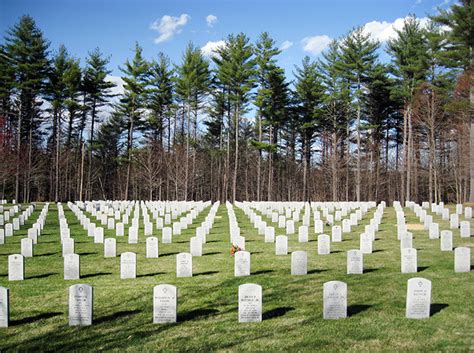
[69,284,93,326]
[450,214,459,229]
[94,227,104,244]
[238,283,262,323]
[190,236,202,257]
[318,234,330,255]
[8,254,24,281]
[264,227,275,243]
[275,235,288,255]
[332,225,342,242]
[454,247,470,273]
[400,232,413,250]
[315,220,324,234]
[162,227,172,244]
[0,229,4,245]
[21,238,33,257]
[440,230,453,251]
[116,222,124,236]
[176,252,192,277]
[286,220,295,235]
[347,249,363,274]
[460,221,470,238]
[359,233,373,254]
[153,284,177,323]
[120,252,137,279]
[64,254,80,280]
[128,227,138,244]
[406,278,431,319]
[323,281,347,319]
[104,238,116,258]
[5,223,13,237]
[0,286,8,327]
[429,223,440,239]
[28,228,38,244]
[234,251,251,277]
[291,251,307,275]
[146,237,159,258]
[298,226,308,243]
[62,238,74,257]
[401,248,417,273]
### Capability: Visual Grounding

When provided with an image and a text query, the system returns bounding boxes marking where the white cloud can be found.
[415,0,422,4]
[301,35,332,55]
[206,14,218,27]
[280,40,293,51]
[362,16,430,42]
[150,14,190,44]
[201,40,226,57]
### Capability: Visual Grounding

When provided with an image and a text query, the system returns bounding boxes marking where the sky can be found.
[1,0,454,93]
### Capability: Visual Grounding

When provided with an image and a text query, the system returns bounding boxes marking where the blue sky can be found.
[1,0,453,88]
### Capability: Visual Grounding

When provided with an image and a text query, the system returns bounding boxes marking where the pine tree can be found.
[387,15,429,203]
[116,42,149,200]
[82,47,115,200]
[294,56,324,201]
[213,33,255,202]
[340,27,380,201]
[4,15,50,202]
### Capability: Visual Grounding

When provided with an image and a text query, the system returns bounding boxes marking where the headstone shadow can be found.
[10,312,62,326]
[179,308,219,322]
[431,303,449,316]
[95,309,141,324]
[262,306,294,320]
[347,304,372,317]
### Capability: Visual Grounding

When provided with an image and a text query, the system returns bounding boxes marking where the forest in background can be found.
[0,1,472,204]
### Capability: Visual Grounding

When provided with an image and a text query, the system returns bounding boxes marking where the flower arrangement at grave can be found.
[230,244,242,256]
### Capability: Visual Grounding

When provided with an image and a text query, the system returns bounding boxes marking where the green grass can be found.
[0,203,473,352]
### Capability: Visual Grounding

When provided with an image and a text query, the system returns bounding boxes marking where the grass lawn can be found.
[0,203,473,352]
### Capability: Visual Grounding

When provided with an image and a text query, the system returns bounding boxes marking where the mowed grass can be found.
[0,203,473,352]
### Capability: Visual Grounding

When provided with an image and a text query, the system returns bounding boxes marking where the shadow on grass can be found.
[308,269,327,274]
[203,252,221,256]
[95,309,141,324]
[160,252,179,258]
[36,252,59,257]
[372,249,384,253]
[11,312,62,326]
[418,266,429,272]
[28,272,57,279]
[364,268,379,273]
[137,272,166,278]
[179,308,219,322]
[253,270,274,275]
[331,250,343,254]
[431,303,449,316]
[348,304,372,317]
[252,251,263,255]
[194,271,219,276]
[77,252,97,256]
[206,240,221,243]
[82,272,112,279]
[263,306,294,320]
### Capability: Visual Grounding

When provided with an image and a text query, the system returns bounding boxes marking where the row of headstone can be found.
[1,275,436,327]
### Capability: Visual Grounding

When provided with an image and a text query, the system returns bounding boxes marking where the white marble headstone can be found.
[440,230,453,251]
[69,284,93,326]
[190,236,202,257]
[153,284,177,323]
[64,253,80,280]
[454,247,470,273]
[406,277,431,319]
[176,252,192,277]
[401,248,417,273]
[275,235,288,255]
[318,234,330,255]
[347,249,363,274]
[120,252,136,279]
[291,251,307,275]
[238,283,262,323]
[323,281,347,319]
[21,238,33,257]
[146,237,159,258]
[104,238,116,257]
[234,251,250,277]
[0,286,8,327]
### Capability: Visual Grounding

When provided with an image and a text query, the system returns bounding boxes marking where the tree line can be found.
[0,1,471,203]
